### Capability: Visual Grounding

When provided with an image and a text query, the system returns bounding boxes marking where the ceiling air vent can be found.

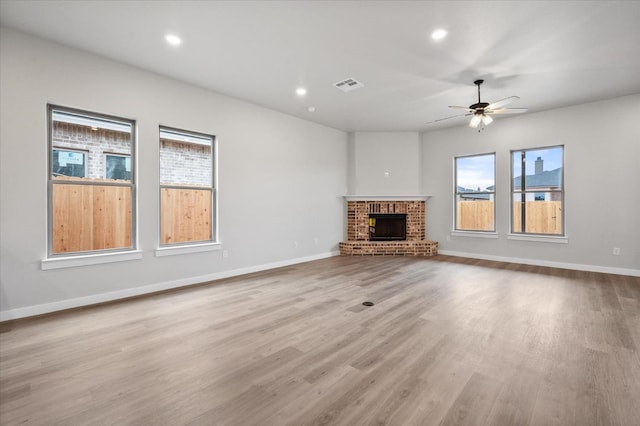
[334,78,364,92]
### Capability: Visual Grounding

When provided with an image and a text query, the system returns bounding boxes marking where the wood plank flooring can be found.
[1,255,639,425]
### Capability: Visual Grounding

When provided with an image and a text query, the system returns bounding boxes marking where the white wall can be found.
[0,28,348,319]
[422,94,640,274]
[349,132,422,195]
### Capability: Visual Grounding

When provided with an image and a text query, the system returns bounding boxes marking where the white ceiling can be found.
[1,0,639,132]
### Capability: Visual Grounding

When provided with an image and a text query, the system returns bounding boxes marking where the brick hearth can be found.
[339,198,437,256]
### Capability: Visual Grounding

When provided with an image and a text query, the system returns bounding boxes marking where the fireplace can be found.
[339,197,437,256]
[369,213,406,241]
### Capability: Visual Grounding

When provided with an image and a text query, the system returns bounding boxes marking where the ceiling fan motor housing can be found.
[470,102,490,110]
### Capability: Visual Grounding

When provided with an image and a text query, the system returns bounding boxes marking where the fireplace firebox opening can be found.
[369,213,407,241]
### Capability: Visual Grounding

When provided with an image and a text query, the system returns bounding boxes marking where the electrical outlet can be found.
[314,238,318,245]
[222,250,229,258]
[612,247,620,256]
[294,241,298,249]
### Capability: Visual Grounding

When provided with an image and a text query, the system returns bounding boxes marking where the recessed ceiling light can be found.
[165,34,182,46]
[296,87,307,96]
[307,106,316,113]
[431,28,448,40]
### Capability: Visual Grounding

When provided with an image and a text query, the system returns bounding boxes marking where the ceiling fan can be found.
[431,79,527,131]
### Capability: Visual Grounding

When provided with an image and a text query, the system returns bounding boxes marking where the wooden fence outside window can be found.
[52,177,213,253]
[52,182,131,253]
[457,200,562,234]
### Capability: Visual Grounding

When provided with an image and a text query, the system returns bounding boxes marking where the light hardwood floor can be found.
[1,255,639,425]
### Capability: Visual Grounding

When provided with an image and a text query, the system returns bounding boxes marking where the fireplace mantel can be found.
[343,195,432,201]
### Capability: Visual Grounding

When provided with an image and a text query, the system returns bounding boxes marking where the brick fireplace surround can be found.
[339,197,438,256]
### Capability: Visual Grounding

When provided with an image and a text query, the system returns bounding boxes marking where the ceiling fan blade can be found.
[426,113,470,124]
[448,105,474,112]
[486,96,519,110]
[486,108,528,115]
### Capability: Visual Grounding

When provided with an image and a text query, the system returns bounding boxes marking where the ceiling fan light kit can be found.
[469,114,482,128]
[435,79,528,132]
[469,112,493,130]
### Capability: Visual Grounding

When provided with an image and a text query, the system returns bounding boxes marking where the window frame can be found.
[104,152,132,181]
[510,145,565,236]
[47,104,137,258]
[158,125,217,247]
[454,152,496,233]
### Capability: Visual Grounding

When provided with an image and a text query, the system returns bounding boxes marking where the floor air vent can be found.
[334,78,364,92]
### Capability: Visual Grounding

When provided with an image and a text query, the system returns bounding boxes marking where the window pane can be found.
[456,194,494,231]
[49,106,135,255]
[160,188,212,244]
[51,184,132,253]
[513,193,562,235]
[512,151,523,190]
[160,131,212,187]
[51,110,132,182]
[159,127,214,245]
[512,193,523,233]
[512,147,563,190]
[524,148,562,189]
[456,154,495,192]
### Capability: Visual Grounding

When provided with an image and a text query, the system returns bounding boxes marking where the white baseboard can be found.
[438,250,640,277]
[0,251,340,322]
[4,249,636,321]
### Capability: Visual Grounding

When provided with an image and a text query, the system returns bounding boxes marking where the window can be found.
[511,146,564,235]
[53,149,87,178]
[159,126,215,245]
[48,105,135,255]
[454,153,495,231]
[105,154,131,180]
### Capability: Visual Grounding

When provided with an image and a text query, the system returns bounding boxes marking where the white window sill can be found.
[451,230,499,239]
[155,242,221,257]
[41,250,143,270]
[507,234,568,244]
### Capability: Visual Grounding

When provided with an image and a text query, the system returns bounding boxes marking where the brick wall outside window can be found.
[52,123,212,186]
[160,139,212,186]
